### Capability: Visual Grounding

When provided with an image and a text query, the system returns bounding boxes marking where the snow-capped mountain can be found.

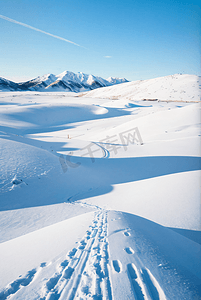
[107,76,128,85]
[18,74,57,91]
[56,71,113,91]
[2,71,128,92]
[0,77,28,91]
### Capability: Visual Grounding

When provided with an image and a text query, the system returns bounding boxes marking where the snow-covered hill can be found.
[0,71,128,92]
[81,74,201,102]
[0,77,200,299]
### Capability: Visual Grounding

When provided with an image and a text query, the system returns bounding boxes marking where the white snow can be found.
[31,73,57,86]
[0,74,200,299]
[56,71,111,88]
[82,74,201,102]
[107,76,128,85]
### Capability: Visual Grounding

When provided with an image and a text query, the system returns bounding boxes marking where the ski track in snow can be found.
[39,210,112,300]
[0,210,167,300]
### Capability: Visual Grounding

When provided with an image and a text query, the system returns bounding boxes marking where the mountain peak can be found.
[107,77,129,84]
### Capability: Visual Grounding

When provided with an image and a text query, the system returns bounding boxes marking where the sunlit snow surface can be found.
[82,74,200,102]
[0,75,200,299]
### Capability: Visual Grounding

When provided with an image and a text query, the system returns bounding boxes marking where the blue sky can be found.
[0,0,200,82]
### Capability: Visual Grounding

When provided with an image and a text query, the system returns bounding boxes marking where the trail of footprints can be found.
[0,263,47,300]
[0,212,165,300]
[111,230,166,300]
[40,210,112,300]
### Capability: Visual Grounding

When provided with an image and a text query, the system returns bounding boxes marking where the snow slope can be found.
[1,210,200,300]
[0,75,200,299]
[81,74,201,102]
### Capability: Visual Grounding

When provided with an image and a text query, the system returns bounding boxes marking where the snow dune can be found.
[0,74,200,299]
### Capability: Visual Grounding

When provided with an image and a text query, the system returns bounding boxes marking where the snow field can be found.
[0,209,200,299]
[0,74,200,299]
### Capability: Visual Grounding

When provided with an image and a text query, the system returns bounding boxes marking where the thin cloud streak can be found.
[0,14,86,48]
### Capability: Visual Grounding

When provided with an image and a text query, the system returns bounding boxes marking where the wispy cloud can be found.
[104,56,112,58]
[0,14,86,48]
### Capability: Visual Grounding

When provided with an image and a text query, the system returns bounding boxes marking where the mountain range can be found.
[0,71,128,92]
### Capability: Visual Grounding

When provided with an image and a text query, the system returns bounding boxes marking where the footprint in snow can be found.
[0,268,37,300]
[112,260,122,273]
[12,178,28,186]
[123,231,131,237]
[124,247,134,254]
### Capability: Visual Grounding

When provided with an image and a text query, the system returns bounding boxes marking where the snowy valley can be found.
[0,74,200,300]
